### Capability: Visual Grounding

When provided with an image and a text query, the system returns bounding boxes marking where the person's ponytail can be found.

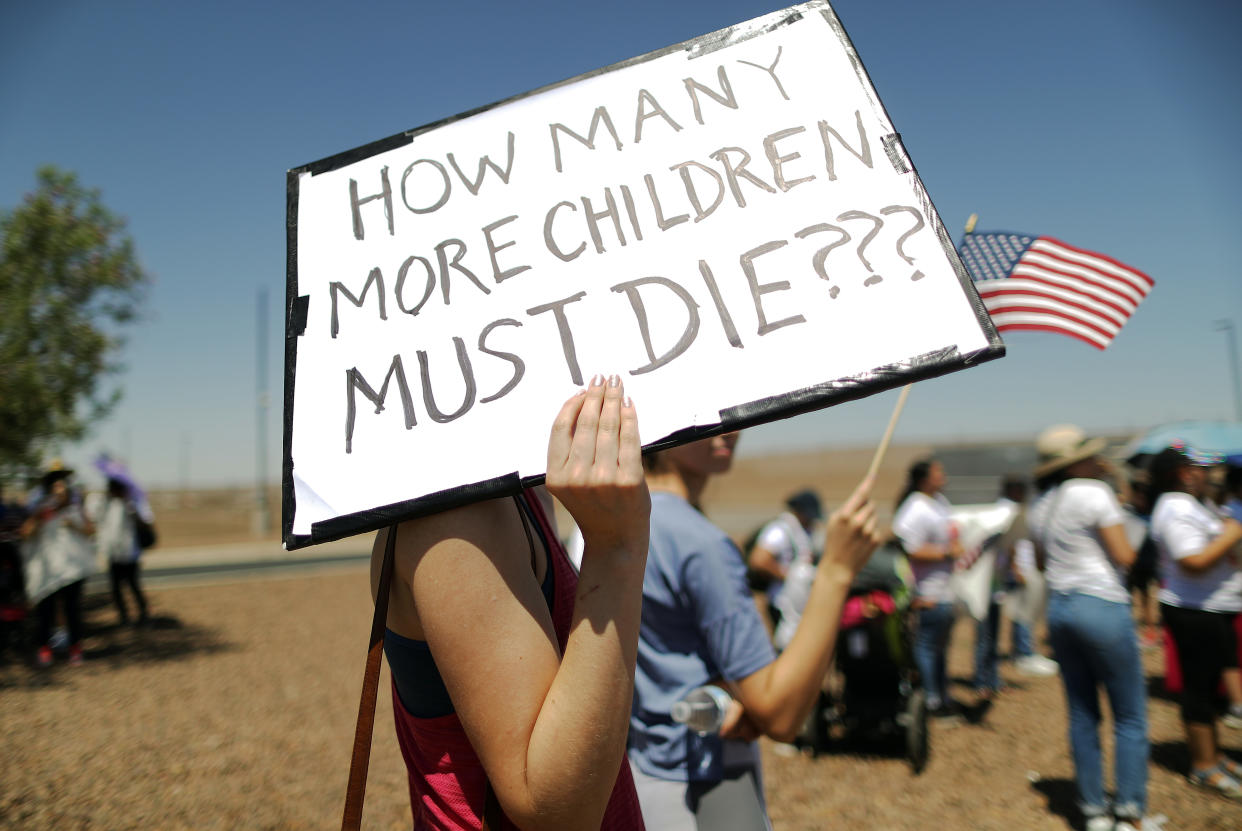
[896,458,933,513]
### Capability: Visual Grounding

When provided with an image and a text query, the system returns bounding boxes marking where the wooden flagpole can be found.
[865,383,911,481]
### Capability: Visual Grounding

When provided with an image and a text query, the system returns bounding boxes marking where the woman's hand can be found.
[1220,518,1242,546]
[545,374,650,559]
[819,477,884,580]
[719,697,761,742]
[1220,519,1242,565]
[947,539,966,561]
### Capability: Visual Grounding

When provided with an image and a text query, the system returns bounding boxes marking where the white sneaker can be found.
[1085,815,1114,831]
[1115,815,1168,831]
[1016,654,1059,677]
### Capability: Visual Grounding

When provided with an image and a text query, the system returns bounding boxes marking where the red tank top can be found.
[390,490,644,830]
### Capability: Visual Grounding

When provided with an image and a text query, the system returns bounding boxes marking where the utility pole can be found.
[1215,319,1242,422]
[179,432,191,508]
[253,287,271,534]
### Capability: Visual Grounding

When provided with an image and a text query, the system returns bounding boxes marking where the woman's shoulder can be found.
[650,490,694,520]
[1151,491,1204,523]
[410,494,521,535]
[377,496,533,578]
[377,493,548,633]
[1064,477,1110,494]
[896,491,941,520]
[650,492,734,551]
[1060,478,1121,509]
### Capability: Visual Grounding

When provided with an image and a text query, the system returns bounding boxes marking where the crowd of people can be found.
[366,381,1242,831]
[6,400,1238,831]
[0,460,155,668]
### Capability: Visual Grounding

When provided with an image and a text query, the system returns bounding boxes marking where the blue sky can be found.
[2,0,1239,488]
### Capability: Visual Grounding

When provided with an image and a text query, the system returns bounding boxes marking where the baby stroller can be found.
[813,542,928,773]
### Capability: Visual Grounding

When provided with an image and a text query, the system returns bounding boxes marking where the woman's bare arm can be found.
[401,375,649,831]
[746,544,786,582]
[1098,523,1136,568]
[733,479,883,741]
[1174,518,1242,573]
[905,541,961,562]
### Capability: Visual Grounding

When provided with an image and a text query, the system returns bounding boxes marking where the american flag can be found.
[958,232,1154,350]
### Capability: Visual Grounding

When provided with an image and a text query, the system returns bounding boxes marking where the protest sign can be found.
[948,501,1020,621]
[283,1,1004,548]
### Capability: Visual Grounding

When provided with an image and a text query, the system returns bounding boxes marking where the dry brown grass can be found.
[3,569,1240,830]
[12,445,1228,829]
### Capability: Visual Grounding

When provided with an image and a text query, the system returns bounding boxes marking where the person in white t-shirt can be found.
[1027,425,1149,831]
[1149,443,1242,800]
[96,477,151,626]
[20,465,96,668]
[1221,466,1242,729]
[892,458,962,716]
[747,489,822,649]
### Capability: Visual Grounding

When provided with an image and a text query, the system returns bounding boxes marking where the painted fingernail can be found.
[623,396,633,408]
[608,374,621,388]
[590,373,604,387]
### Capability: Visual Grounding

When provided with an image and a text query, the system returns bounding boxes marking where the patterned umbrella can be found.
[1124,421,1242,466]
[93,454,149,507]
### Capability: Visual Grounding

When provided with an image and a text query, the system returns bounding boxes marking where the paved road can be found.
[84,536,373,592]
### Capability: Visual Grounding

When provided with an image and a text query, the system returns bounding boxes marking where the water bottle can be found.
[671,685,733,735]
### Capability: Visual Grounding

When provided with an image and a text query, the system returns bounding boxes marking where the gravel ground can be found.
[2,566,1241,830]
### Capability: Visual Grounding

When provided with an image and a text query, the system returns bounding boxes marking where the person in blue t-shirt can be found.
[627,431,882,831]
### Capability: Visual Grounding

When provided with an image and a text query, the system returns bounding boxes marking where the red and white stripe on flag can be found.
[960,233,1154,350]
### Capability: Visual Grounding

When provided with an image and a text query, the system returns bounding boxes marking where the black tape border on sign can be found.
[281,0,1006,549]
[282,170,303,548]
[287,341,1002,550]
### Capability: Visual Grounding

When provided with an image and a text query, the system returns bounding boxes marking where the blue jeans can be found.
[974,600,1001,691]
[1011,618,1035,658]
[1046,591,1148,821]
[914,602,956,709]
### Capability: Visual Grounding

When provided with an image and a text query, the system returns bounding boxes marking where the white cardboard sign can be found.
[283,1,1002,547]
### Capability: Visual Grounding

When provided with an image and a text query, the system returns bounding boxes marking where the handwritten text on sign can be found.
[288,3,994,538]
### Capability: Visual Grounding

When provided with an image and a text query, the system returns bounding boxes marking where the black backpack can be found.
[134,513,157,550]
[739,523,776,593]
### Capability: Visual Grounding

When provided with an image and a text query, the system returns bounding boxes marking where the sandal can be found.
[1188,764,1242,800]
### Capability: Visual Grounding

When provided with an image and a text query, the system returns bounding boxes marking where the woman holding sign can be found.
[373,374,649,830]
[627,432,882,830]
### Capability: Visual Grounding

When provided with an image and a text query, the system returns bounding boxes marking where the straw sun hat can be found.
[1033,425,1108,478]
[39,458,75,490]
